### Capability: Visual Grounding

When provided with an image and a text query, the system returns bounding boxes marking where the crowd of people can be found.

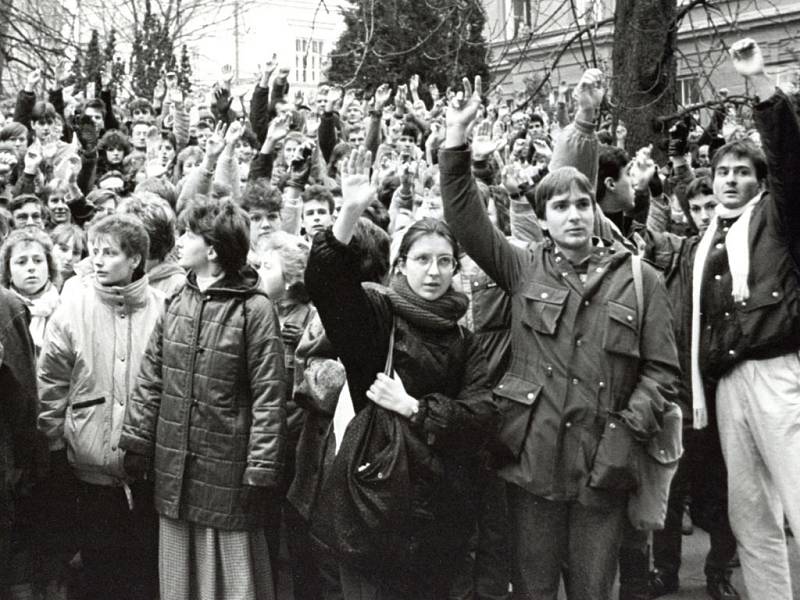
[0,32,798,600]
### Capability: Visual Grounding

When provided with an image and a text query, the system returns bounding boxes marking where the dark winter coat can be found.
[120,267,288,530]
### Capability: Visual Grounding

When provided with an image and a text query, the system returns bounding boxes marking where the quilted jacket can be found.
[120,266,287,530]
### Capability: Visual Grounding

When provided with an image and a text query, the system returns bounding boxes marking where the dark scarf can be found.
[365,274,469,331]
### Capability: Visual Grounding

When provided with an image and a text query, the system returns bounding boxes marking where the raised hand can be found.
[730,38,765,77]
[224,119,244,146]
[341,147,374,213]
[445,76,483,146]
[23,140,43,174]
[220,64,234,88]
[472,119,500,160]
[153,78,166,101]
[205,122,228,160]
[373,83,391,110]
[574,68,605,119]
[25,69,42,93]
[630,145,656,191]
[265,113,291,149]
[409,74,420,97]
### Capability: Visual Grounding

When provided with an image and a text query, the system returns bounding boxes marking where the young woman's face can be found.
[106,146,125,165]
[11,134,27,154]
[33,118,57,143]
[176,230,211,273]
[53,236,81,275]
[398,234,456,302]
[159,140,176,167]
[91,234,139,287]
[9,240,49,296]
[258,249,285,300]
[235,140,255,164]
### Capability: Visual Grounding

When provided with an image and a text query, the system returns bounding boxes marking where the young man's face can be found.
[712,153,761,210]
[13,201,44,229]
[176,230,211,272]
[33,118,57,143]
[106,146,125,165]
[132,107,153,122]
[131,124,149,150]
[301,199,332,237]
[688,194,717,234]
[540,189,595,255]
[348,128,366,147]
[85,107,104,133]
[346,104,363,125]
[397,135,416,157]
[235,140,255,164]
[47,194,71,224]
[601,165,635,214]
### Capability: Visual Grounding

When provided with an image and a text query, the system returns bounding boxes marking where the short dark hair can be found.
[529,114,545,127]
[178,197,250,275]
[242,179,283,214]
[301,184,334,213]
[533,166,595,219]
[0,122,28,143]
[711,139,768,183]
[352,217,391,284]
[128,97,154,116]
[394,217,461,273]
[597,144,630,204]
[83,98,107,117]
[88,214,150,281]
[9,194,43,214]
[685,175,714,201]
[31,101,58,123]
[117,194,176,261]
[134,177,178,209]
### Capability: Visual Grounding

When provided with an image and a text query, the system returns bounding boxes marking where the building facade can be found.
[482,0,800,106]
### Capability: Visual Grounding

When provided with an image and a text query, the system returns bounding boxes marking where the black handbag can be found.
[310,320,444,581]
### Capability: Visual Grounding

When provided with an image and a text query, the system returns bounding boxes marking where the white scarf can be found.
[690,193,763,429]
[12,282,60,352]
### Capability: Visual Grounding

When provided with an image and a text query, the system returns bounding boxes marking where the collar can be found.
[93,275,151,312]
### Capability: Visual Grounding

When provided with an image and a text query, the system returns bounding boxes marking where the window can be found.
[512,0,532,37]
[677,76,701,106]
[576,0,606,22]
[295,38,324,85]
[767,63,799,90]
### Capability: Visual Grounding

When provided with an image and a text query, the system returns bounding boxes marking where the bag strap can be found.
[383,318,396,376]
[631,254,644,334]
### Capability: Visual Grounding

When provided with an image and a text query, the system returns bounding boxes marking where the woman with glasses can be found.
[305,149,498,600]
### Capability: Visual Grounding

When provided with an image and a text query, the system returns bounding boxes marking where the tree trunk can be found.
[0,0,11,96]
[611,0,678,163]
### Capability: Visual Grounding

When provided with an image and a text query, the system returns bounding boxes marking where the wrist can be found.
[404,395,420,419]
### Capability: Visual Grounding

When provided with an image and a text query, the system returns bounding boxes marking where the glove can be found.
[667,117,689,157]
[213,88,234,124]
[123,451,151,481]
[74,114,98,153]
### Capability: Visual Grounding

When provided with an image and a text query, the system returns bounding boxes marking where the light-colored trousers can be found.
[716,352,800,600]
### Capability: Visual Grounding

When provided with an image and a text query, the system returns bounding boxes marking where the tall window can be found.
[512,0,532,37]
[295,38,324,84]
[678,76,701,106]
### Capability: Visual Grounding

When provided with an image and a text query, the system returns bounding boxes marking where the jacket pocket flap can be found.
[493,373,542,406]
[523,282,568,305]
[607,300,638,331]
[735,288,783,312]
[72,396,106,410]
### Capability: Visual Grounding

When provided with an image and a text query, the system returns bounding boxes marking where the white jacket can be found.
[38,275,164,486]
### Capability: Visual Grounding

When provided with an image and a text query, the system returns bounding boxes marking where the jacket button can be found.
[576,339,582,347]
[565,422,572,428]
[595,267,603,273]
[627,315,634,322]
[609,422,616,429]
[772,291,780,298]
[740,301,747,307]
[715,242,724,250]
[724,312,730,318]
[555,256,562,263]
[526,392,534,400]
[714,275,721,281]
[540,292,549,299]
[498,384,504,389]
[473,281,479,287]
[584,300,590,307]
[571,378,578,385]
[728,350,736,356]
[599,381,606,388]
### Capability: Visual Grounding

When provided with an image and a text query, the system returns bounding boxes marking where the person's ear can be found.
[604,176,616,195]
[396,258,406,276]
[207,245,218,263]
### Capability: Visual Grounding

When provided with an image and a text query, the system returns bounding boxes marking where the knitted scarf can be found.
[689,192,762,430]
[11,281,60,352]
[365,274,469,331]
